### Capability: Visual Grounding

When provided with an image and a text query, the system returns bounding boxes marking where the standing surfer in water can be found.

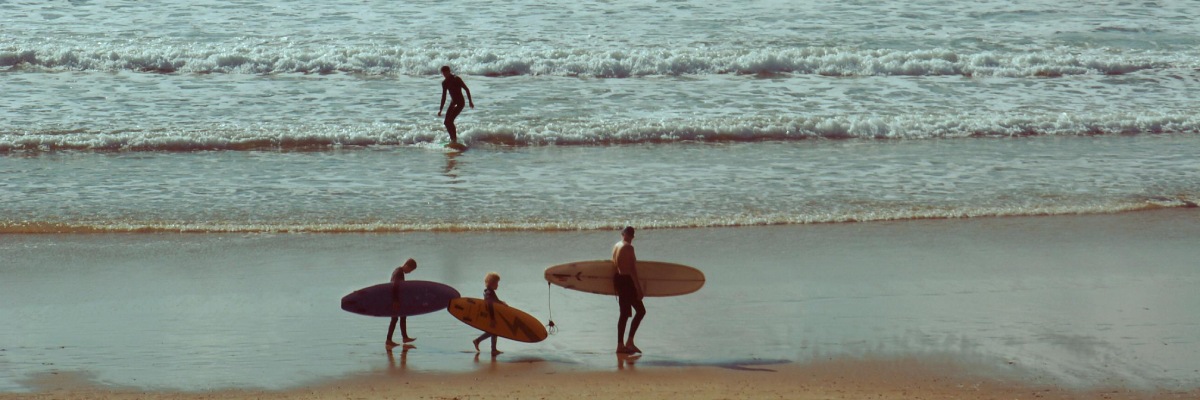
[437,65,474,145]
[612,226,646,354]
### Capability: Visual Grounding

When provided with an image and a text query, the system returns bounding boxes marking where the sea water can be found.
[2,136,1198,233]
[2,0,1199,392]
[2,0,1198,232]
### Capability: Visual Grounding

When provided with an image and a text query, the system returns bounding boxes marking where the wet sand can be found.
[5,357,1195,400]
[2,209,1199,396]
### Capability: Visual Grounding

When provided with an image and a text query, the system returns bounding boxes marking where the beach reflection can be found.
[443,151,461,180]
[617,354,639,370]
[473,352,500,373]
[385,345,410,375]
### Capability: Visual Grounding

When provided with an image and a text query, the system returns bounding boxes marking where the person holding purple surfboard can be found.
[386,258,418,347]
[341,259,460,346]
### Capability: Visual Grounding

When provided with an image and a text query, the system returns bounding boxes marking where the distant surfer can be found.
[612,226,645,354]
[472,272,506,355]
[437,65,474,145]
[387,258,419,347]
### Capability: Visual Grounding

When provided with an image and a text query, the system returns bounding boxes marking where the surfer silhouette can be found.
[386,258,418,347]
[437,65,474,145]
[612,226,645,354]
[472,272,506,356]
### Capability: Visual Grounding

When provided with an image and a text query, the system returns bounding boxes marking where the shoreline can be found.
[5,356,1195,400]
[1,199,1194,235]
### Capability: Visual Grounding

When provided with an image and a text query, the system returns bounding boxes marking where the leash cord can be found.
[546,281,558,335]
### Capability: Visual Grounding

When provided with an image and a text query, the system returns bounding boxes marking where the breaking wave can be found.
[3,199,1194,234]
[4,113,1198,152]
[3,41,1192,78]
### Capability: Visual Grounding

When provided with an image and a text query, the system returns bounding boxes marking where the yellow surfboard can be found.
[447,297,548,343]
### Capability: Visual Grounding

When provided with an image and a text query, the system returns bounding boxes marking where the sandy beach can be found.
[3,209,1199,398]
[4,357,1196,400]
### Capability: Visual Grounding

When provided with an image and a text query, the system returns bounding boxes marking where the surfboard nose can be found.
[340,294,366,313]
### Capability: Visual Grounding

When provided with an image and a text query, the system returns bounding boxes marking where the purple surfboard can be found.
[341,281,461,317]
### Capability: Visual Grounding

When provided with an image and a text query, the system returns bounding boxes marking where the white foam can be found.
[3,39,1193,78]
[1,200,1191,234]
[4,111,1199,152]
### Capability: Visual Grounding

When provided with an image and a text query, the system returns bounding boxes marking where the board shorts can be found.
[614,274,644,317]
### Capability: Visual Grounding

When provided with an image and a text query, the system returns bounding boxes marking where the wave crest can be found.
[3,41,1190,77]
[3,200,1192,234]
[4,113,1198,152]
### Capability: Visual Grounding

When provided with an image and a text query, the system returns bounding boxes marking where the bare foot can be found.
[403,337,417,343]
[616,346,632,354]
[386,341,400,348]
[626,344,642,354]
[491,349,503,356]
[473,339,482,353]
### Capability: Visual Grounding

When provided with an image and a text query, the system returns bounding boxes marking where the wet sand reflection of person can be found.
[617,352,639,370]
[385,345,409,374]
[437,65,474,144]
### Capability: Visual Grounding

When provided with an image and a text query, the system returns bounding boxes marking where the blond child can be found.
[472,272,505,355]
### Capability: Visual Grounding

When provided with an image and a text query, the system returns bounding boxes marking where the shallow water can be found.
[3,135,1199,233]
[2,210,1199,391]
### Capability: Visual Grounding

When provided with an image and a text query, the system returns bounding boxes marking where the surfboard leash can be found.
[545,281,558,335]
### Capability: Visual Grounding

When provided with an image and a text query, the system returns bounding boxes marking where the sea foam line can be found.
[2,41,1191,77]
[3,113,1198,152]
[2,201,1192,234]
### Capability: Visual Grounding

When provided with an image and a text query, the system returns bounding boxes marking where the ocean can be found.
[3,0,1199,232]
[2,0,1199,393]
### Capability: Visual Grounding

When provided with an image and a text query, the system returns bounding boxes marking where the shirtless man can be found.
[612,226,645,354]
[436,65,474,144]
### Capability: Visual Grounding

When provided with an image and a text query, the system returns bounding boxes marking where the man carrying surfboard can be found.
[612,226,646,354]
[436,65,473,145]
[386,258,418,347]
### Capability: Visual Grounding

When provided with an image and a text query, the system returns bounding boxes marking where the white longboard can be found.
[544,260,705,297]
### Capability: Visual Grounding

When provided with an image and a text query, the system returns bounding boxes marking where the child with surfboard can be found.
[472,272,506,355]
[386,258,418,347]
[613,226,646,354]
[436,65,473,148]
